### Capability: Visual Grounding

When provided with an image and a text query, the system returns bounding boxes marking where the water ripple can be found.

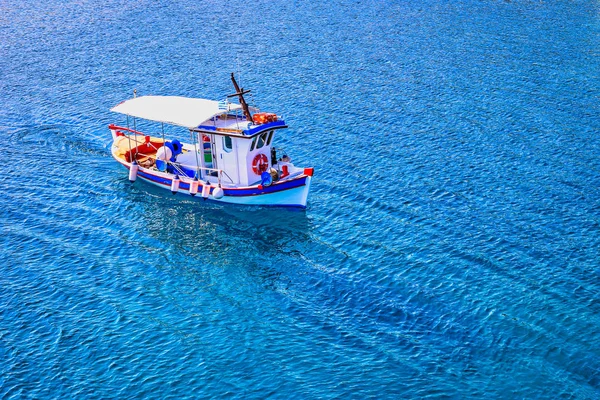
[1,0,600,398]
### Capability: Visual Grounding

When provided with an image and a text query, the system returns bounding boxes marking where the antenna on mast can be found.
[228,72,253,122]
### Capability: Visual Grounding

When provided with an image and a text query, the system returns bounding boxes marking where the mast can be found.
[228,72,253,122]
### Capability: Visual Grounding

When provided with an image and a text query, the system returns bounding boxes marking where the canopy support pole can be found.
[161,123,167,170]
[126,115,133,163]
[132,89,140,160]
[191,129,201,180]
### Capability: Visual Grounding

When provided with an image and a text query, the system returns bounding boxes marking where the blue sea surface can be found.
[1,0,600,398]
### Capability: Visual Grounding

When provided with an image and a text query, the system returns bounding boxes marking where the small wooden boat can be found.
[109,74,313,208]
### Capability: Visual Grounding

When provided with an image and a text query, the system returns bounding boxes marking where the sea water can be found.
[1,0,599,398]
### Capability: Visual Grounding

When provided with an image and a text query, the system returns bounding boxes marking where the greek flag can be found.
[218,99,228,110]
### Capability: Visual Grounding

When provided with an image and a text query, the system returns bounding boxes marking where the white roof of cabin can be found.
[110,96,243,129]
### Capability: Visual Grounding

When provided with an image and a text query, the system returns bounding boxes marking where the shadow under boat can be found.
[124,179,312,249]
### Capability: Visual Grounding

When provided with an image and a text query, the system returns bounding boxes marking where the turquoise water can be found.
[2,0,600,398]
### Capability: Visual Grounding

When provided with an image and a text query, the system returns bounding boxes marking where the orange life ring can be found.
[252,153,269,175]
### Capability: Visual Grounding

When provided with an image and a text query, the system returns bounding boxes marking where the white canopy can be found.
[110,96,243,129]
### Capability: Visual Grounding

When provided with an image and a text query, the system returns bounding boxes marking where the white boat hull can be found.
[140,173,311,207]
[112,147,311,208]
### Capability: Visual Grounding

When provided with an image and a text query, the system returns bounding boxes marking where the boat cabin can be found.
[193,110,288,186]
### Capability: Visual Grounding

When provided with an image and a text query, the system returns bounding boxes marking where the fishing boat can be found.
[109,74,313,208]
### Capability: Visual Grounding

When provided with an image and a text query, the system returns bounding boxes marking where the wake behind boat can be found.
[109,74,313,208]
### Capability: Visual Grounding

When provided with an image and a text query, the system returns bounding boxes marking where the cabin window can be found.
[266,130,274,146]
[256,132,268,149]
[250,136,257,151]
[223,135,233,152]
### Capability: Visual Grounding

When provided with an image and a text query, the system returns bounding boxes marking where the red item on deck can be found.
[252,113,278,125]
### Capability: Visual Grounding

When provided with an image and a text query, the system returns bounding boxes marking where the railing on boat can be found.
[109,124,146,136]
[109,124,235,185]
